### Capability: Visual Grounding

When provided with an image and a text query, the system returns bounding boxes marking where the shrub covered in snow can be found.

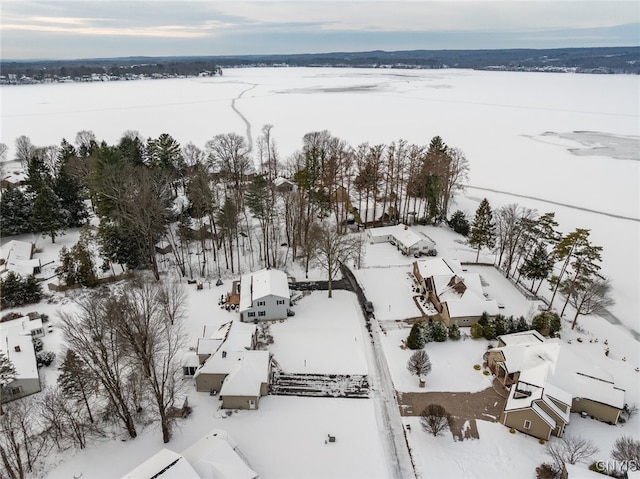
[36,351,56,367]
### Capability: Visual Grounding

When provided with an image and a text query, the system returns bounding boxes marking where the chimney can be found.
[14,345,21,352]
[222,351,227,358]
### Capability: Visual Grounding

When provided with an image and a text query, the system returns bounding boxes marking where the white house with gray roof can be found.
[239,269,290,322]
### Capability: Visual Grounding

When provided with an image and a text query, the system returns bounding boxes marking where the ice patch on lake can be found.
[534,131,640,161]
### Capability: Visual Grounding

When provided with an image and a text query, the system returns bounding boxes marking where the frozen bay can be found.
[1,67,638,329]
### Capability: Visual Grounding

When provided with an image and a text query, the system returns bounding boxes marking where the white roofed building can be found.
[239,269,290,322]
[1,240,40,277]
[368,224,437,257]
[489,331,626,438]
[194,320,270,410]
[0,320,42,404]
[122,429,257,479]
[412,258,499,326]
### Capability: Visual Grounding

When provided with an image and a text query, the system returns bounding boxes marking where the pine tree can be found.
[0,352,17,414]
[447,210,470,236]
[55,140,89,228]
[431,321,448,342]
[58,349,95,423]
[31,183,67,243]
[0,188,33,235]
[519,243,554,294]
[407,322,426,349]
[448,324,461,340]
[468,198,496,262]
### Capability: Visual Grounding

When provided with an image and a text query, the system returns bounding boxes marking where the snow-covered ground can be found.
[1,68,639,478]
[2,68,638,329]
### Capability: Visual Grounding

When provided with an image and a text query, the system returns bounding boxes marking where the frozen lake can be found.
[1,67,638,329]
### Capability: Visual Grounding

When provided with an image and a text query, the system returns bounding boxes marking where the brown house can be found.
[412,259,499,326]
[490,331,626,436]
[500,380,571,440]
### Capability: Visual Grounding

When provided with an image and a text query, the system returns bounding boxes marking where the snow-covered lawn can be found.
[354,265,420,321]
[381,329,493,393]
[47,394,389,479]
[406,418,548,479]
[269,291,368,374]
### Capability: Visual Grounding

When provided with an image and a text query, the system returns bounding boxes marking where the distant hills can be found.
[1,46,639,84]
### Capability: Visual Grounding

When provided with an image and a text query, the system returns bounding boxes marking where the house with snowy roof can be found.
[1,240,41,277]
[412,258,499,326]
[239,269,291,322]
[368,224,437,256]
[489,331,626,439]
[121,429,257,479]
[0,321,42,403]
[194,320,270,410]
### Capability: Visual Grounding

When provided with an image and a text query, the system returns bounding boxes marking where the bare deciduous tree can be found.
[0,397,50,479]
[115,279,187,443]
[544,435,598,471]
[564,277,615,330]
[611,436,640,466]
[420,404,451,437]
[60,294,138,439]
[406,350,432,383]
[311,224,364,298]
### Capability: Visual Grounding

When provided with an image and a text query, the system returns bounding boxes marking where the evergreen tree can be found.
[448,324,461,340]
[31,183,67,243]
[0,188,33,236]
[0,272,42,308]
[407,322,426,349]
[468,198,496,262]
[559,242,603,317]
[431,321,448,342]
[447,210,470,236]
[482,321,496,340]
[55,140,89,227]
[519,243,554,294]
[0,352,17,414]
[58,349,95,423]
[470,322,484,339]
[515,316,530,332]
[532,312,552,336]
[59,242,98,287]
[493,315,509,337]
[548,228,591,311]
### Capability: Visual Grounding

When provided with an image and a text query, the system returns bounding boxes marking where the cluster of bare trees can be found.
[3,128,469,287]
[0,278,188,477]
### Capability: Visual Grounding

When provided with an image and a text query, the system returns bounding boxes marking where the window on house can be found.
[9,386,22,396]
[258,311,266,317]
[523,420,531,430]
[247,311,256,317]
[257,301,266,306]
[276,300,284,305]
[183,366,197,376]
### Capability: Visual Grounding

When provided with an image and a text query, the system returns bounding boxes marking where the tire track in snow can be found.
[467,185,640,222]
[231,83,258,151]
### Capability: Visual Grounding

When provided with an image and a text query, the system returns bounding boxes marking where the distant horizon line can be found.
[3,44,640,63]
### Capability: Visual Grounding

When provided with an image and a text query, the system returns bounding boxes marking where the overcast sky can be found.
[2,1,639,60]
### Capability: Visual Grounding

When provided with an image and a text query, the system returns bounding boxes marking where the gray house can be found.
[239,269,291,322]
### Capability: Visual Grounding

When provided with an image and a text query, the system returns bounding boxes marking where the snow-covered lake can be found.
[1,68,638,329]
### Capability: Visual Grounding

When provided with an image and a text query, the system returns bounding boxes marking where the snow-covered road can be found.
[354,295,416,477]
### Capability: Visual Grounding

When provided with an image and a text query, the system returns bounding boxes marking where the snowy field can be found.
[1,68,639,478]
[2,68,637,330]
[268,290,369,374]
